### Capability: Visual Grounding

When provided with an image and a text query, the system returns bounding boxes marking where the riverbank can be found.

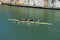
[1,3,60,10]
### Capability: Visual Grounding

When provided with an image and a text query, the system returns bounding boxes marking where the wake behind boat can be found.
[8,19,53,25]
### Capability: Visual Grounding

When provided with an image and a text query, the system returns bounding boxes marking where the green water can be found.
[0,5,60,40]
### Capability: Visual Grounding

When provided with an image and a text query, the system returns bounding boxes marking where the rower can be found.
[21,18,25,21]
[29,19,34,22]
[24,18,28,21]
[20,18,28,21]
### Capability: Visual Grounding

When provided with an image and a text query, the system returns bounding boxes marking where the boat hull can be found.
[8,19,53,25]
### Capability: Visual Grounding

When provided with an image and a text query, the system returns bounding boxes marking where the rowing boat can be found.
[8,19,53,25]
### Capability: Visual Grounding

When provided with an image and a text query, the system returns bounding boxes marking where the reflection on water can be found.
[0,5,60,40]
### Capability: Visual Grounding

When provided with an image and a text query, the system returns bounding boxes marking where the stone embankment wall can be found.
[0,0,11,4]
[0,0,60,8]
[0,0,48,7]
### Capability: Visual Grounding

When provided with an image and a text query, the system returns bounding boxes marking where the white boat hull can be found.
[8,19,53,25]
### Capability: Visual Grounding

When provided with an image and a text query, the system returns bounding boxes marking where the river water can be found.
[0,5,60,40]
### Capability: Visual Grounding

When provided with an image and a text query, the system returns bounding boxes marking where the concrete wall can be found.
[35,0,44,7]
[16,0,25,5]
[0,0,48,7]
[0,0,3,2]
[54,0,60,8]
[1,0,60,8]
[10,0,25,5]
[44,0,48,7]
[1,0,10,4]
